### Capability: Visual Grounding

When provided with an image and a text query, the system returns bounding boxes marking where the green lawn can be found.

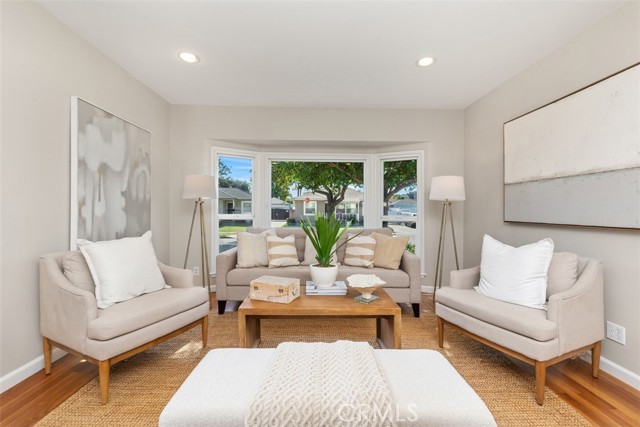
[219,226,248,237]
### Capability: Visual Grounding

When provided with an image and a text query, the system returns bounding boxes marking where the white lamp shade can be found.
[182,175,215,200]
[429,176,466,201]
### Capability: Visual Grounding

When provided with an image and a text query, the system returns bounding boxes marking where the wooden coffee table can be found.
[238,287,401,349]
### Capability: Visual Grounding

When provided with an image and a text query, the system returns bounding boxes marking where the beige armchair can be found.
[435,255,604,405]
[39,251,210,404]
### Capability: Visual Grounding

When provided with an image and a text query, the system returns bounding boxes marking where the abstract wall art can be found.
[70,97,152,248]
[503,63,640,229]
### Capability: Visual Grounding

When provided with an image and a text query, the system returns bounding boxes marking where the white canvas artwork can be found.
[504,64,640,229]
[70,97,151,248]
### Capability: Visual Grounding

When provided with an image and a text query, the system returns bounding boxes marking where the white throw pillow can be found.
[302,236,338,266]
[236,230,275,268]
[77,231,166,309]
[266,235,300,267]
[475,235,554,309]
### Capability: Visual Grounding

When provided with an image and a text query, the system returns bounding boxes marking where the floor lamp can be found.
[182,175,215,299]
[429,176,466,295]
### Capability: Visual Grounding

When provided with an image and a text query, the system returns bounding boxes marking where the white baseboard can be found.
[0,348,66,394]
[580,353,640,390]
[421,285,434,294]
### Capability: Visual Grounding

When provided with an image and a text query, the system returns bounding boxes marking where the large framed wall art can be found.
[503,63,640,229]
[70,97,152,248]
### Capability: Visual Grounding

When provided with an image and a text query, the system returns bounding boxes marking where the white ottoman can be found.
[159,349,496,427]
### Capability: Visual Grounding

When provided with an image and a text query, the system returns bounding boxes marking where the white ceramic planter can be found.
[309,264,339,288]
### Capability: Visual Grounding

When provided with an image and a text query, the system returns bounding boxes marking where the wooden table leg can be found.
[377,314,402,349]
[239,312,261,348]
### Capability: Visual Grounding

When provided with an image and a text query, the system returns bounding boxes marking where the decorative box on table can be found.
[249,276,300,304]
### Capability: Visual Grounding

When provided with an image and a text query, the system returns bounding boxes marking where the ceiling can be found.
[38,0,624,109]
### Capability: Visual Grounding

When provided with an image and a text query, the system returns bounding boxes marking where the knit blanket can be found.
[245,341,398,427]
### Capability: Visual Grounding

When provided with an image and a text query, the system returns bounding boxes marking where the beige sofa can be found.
[39,251,210,404]
[216,227,422,316]
[435,255,604,405]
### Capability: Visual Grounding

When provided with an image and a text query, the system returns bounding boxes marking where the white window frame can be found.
[209,147,425,277]
[264,153,375,228]
[241,201,252,214]
[376,152,424,274]
[211,147,262,273]
[303,200,317,215]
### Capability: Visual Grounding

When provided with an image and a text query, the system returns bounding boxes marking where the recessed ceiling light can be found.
[416,57,436,67]
[178,52,200,63]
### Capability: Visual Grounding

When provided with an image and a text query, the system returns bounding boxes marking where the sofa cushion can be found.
[62,251,95,294]
[237,230,275,268]
[77,231,166,309]
[302,236,337,266]
[476,235,554,309]
[436,288,557,342]
[336,228,391,263]
[248,227,307,262]
[546,252,579,298]
[227,266,311,286]
[88,287,208,341]
[267,235,300,267]
[371,233,409,270]
[343,234,376,268]
[337,267,410,288]
[226,266,410,289]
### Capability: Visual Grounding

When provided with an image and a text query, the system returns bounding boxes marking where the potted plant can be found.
[301,213,353,288]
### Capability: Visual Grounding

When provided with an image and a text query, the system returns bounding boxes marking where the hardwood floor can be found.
[1,294,638,426]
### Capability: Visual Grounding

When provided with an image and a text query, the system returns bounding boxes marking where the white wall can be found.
[169,106,464,289]
[464,2,640,384]
[0,1,170,382]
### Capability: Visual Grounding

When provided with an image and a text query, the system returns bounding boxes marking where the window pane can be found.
[218,155,253,215]
[271,161,364,228]
[217,155,253,254]
[218,219,251,253]
[382,159,417,222]
[383,220,417,249]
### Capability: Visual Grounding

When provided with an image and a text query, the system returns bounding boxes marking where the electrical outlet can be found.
[193,266,200,276]
[606,321,626,345]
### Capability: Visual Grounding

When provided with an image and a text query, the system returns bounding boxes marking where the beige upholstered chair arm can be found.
[215,248,237,300]
[39,256,98,353]
[450,266,480,289]
[547,260,604,354]
[400,250,422,303]
[159,262,194,288]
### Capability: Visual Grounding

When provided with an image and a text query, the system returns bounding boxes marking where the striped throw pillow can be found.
[267,235,300,268]
[343,234,376,268]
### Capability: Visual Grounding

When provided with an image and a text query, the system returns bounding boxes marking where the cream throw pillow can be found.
[267,235,300,268]
[371,232,409,270]
[302,236,338,266]
[77,231,166,309]
[475,234,554,309]
[236,230,275,268]
[343,234,376,268]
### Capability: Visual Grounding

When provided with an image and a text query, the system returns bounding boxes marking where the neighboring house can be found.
[271,197,292,220]
[292,188,363,222]
[218,187,252,214]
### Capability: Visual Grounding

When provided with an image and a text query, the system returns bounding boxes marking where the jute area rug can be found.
[37,307,588,426]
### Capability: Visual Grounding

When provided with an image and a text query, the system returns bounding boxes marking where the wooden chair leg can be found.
[201,315,209,348]
[437,317,444,348]
[592,341,601,378]
[99,360,110,405]
[42,337,52,375]
[535,361,546,405]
